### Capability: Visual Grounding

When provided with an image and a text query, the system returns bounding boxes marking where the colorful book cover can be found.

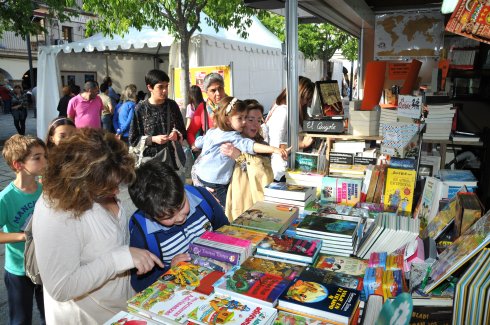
[439,169,477,186]
[314,254,367,276]
[189,243,241,266]
[213,266,291,307]
[239,256,305,281]
[297,214,357,238]
[256,234,321,264]
[198,231,252,249]
[424,211,490,293]
[190,254,235,273]
[278,271,360,324]
[273,311,332,325]
[298,267,362,291]
[321,177,362,206]
[187,293,277,325]
[413,176,444,228]
[213,225,267,249]
[295,152,319,173]
[383,168,416,213]
[264,182,316,201]
[159,262,224,296]
[445,0,490,44]
[232,201,298,234]
[103,311,158,325]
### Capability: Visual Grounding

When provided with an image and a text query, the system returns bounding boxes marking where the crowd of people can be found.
[0,69,316,324]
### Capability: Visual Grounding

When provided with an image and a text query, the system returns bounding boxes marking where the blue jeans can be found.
[198,178,229,207]
[3,99,11,114]
[101,114,114,133]
[4,271,46,325]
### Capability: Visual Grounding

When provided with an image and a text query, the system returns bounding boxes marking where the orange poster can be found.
[446,0,490,44]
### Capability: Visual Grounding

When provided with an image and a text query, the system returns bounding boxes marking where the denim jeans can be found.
[198,177,229,207]
[12,108,27,135]
[4,271,46,325]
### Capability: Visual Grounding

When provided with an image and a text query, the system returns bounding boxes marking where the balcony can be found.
[0,31,47,55]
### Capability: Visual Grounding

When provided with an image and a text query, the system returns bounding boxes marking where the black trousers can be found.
[12,108,27,135]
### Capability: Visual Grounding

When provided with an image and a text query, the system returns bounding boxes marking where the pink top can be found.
[67,94,103,128]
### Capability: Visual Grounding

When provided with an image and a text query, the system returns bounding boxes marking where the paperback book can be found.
[297,214,358,239]
[214,225,267,249]
[321,177,362,206]
[255,234,321,264]
[239,256,305,281]
[314,254,368,276]
[263,182,316,201]
[383,168,416,213]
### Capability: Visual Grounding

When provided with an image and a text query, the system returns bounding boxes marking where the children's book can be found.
[214,225,267,249]
[413,176,444,228]
[383,168,416,213]
[213,266,291,307]
[296,266,363,291]
[264,182,316,201]
[239,256,305,281]
[321,176,362,206]
[314,254,368,276]
[277,269,360,324]
[189,243,241,266]
[465,249,490,324]
[255,234,321,264]
[420,193,458,240]
[187,293,277,325]
[232,201,298,235]
[297,214,358,239]
[273,311,333,325]
[424,211,490,293]
[194,232,252,264]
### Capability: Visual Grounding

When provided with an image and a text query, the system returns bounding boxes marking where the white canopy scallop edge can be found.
[37,15,282,137]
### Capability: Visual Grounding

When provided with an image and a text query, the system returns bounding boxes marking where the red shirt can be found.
[186,101,215,146]
[0,86,11,101]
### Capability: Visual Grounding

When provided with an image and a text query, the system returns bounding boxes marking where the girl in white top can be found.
[32,128,163,324]
[265,76,316,180]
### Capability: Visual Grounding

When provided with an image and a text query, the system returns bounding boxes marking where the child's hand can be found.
[274,147,289,160]
[129,247,164,275]
[171,253,191,267]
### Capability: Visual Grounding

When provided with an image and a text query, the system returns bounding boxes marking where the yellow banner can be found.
[173,65,232,107]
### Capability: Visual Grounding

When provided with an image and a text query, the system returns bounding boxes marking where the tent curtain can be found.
[37,47,62,138]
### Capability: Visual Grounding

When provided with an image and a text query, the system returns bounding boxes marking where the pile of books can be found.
[285,169,324,196]
[348,104,380,136]
[255,233,321,265]
[423,103,455,140]
[378,107,397,135]
[438,169,478,199]
[263,182,316,214]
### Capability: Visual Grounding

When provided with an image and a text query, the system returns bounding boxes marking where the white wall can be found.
[0,58,37,83]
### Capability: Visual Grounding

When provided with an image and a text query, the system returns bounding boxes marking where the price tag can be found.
[397,95,422,119]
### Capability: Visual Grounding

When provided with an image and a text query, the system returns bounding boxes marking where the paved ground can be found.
[0,111,42,325]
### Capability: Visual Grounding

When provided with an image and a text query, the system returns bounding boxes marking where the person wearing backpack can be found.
[128,159,229,292]
[0,135,47,325]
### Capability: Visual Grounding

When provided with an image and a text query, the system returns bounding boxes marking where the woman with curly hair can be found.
[32,128,163,324]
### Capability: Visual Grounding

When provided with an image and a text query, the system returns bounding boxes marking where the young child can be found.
[0,134,47,324]
[194,96,288,205]
[45,117,76,149]
[128,159,229,292]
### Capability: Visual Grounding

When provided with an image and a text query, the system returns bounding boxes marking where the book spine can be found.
[199,231,251,248]
[189,243,241,265]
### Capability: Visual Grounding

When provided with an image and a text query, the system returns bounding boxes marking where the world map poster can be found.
[375,11,444,60]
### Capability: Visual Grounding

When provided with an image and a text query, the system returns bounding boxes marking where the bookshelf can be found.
[301,133,383,173]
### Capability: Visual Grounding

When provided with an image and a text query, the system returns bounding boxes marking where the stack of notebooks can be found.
[355,213,420,259]
[232,201,298,235]
[263,182,316,214]
[423,103,455,140]
[295,213,359,257]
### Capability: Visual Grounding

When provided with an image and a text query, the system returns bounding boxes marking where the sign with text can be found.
[388,63,410,80]
[303,118,344,134]
[397,95,422,119]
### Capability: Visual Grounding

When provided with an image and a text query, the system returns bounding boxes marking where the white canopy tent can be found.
[37,15,323,138]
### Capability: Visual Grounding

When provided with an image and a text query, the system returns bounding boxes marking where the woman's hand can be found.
[171,253,191,267]
[151,135,170,144]
[220,142,241,160]
[274,147,289,160]
[129,247,164,275]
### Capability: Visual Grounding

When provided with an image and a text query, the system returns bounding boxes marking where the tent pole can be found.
[286,0,299,170]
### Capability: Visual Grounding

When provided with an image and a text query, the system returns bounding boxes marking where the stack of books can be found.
[296,214,359,257]
[378,107,398,135]
[255,234,321,266]
[438,169,478,199]
[348,104,380,136]
[285,169,325,195]
[451,131,480,142]
[263,182,316,214]
[232,201,299,235]
[423,103,455,140]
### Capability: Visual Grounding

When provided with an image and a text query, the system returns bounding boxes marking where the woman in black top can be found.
[57,86,73,117]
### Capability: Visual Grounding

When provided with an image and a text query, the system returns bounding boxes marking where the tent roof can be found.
[43,15,282,54]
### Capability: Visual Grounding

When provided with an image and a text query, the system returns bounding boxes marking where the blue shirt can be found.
[195,128,255,185]
[117,101,136,137]
[129,185,229,292]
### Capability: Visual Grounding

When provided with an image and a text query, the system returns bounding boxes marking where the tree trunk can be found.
[180,35,191,117]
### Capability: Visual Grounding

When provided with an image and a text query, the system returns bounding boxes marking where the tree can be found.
[0,0,78,37]
[82,0,256,109]
[258,11,358,62]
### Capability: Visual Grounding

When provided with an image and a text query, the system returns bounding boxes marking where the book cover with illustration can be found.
[256,234,321,264]
[189,243,241,266]
[213,266,292,307]
[232,201,298,235]
[314,254,368,276]
[103,310,158,325]
[424,211,490,293]
[299,267,362,291]
[297,214,358,239]
[277,270,360,324]
[187,293,277,325]
[383,168,416,213]
[264,182,316,201]
[240,256,305,281]
[321,177,362,207]
[273,311,334,325]
[413,177,444,228]
[214,225,267,249]
[295,152,320,173]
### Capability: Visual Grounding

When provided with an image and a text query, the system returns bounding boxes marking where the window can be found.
[62,26,73,42]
